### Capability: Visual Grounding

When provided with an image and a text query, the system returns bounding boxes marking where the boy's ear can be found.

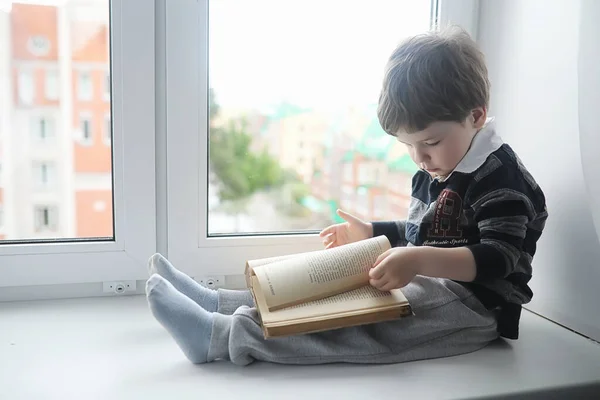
[471,107,487,129]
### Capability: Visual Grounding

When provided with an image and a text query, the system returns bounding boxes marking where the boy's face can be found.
[396,108,487,178]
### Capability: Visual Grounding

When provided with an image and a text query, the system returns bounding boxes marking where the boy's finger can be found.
[319,226,336,237]
[321,232,334,242]
[372,249,390,269]
[322,233,335,246]
[369,260,387,279]
[378,281,398,292]
[369,276,388,290]
[336,209,361,224]
[325,240,337,249]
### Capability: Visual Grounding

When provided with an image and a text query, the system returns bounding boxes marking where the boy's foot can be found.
[148,253,218,312]
[146,274,213,364]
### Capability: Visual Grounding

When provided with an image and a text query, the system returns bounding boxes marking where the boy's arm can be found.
[418,171,545,283]
[371,220,408,247]
[464,188,537,283]
[414,246,477,282]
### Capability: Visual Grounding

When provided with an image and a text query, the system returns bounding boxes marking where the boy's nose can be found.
[413,149,430,163]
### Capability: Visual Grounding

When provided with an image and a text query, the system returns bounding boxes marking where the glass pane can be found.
[208,0,428,235]
[0,1,113,241]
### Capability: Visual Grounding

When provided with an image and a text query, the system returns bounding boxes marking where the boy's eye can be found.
[425,140,441,146]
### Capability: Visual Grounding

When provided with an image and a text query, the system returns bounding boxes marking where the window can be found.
[373,194,387,219]
[93,200,107,212]
[30,117,55,142]
[27,35,51,56]
[34,205,58,232]
[356,187,369,217]
[340,185,355,210]
[358,164,369,185]
[203,1,429,235]
[1,0,155,289]
[165,0,446,276]
[33,162,55,189]
[103,114,111,145]
[18,70,35,105]
[343,163,353,184]
[1,0,475,295]
[79,114,93,145]
[78,71,93,101]
[45,69,59,100]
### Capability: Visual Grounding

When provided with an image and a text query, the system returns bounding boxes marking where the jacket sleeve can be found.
[465,170,544,282]
[371,220,408,247]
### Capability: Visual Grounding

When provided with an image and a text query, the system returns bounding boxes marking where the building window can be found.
[358,164,369,185]
[93,200,107,212]
[27,35,51,56]
[30,117,55,142]
[45,69,59,101]
[103,114,111,145]
[79,114,93,145]
[343,163,353,183]
[78,71,93,101]
[18,70,35,105]
[33,162,55,189]
[373,195,387,219]
[34,205,58,232]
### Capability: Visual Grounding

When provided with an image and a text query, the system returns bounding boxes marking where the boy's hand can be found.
[368,247,420,291]
[319,209,373,249]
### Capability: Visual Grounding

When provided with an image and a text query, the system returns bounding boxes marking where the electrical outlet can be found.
[197,275,225,290]
[103,280,137,294]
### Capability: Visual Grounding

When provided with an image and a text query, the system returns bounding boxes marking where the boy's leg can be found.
[217,288,255,314]
[148,253,254,313]
[208,276,499,366]
[146,274,214,363]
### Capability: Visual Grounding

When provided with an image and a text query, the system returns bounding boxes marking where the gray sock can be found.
[148,253,218,312]
[146,274,213,364]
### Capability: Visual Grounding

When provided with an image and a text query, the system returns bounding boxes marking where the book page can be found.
[245,249,328,288]
[246,254,297,288]
[247,252,307,269]
[251,276,409,324]
[253,235,390,311]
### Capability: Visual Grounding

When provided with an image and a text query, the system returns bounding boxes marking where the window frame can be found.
[32,160,55,190]
[33,204,59,233]
[0,0,156,288]
[17,69,35,106]
[78,112,94,146]
[30,115,55,143]
[164,0,477,278]
[77,70,93,102]
[44,68,59,101]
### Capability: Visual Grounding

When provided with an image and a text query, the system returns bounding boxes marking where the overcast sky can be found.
[209,0,431,112]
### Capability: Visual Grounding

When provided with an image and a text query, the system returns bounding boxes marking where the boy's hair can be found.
[377,26,490,135]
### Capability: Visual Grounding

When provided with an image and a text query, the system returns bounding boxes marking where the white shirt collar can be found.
[435,117,503,181]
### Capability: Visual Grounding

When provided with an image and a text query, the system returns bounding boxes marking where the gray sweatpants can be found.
[208,276,499,366]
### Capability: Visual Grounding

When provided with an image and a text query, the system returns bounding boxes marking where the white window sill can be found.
[1,295,599,399]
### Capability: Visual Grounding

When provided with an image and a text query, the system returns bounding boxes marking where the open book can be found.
[245,235,413,338]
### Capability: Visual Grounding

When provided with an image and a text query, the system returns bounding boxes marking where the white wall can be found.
[478,0,600,341]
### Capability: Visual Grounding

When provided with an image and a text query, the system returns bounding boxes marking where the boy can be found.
[145,26,548,366]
